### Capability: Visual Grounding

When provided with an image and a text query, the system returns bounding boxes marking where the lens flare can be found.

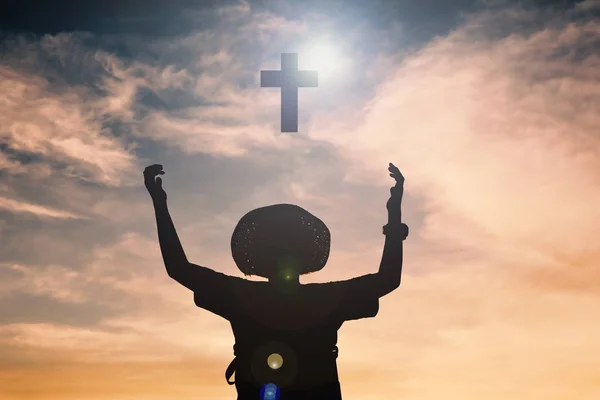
[267,353,283,370]
[261,383,280,400]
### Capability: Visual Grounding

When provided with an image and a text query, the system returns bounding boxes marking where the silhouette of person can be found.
[144,163,408,400]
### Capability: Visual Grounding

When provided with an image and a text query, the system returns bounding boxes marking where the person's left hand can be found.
[386,163,404,212]
[388,163,404,185]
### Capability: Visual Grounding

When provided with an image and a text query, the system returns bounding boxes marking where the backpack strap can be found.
[225,344,340,384]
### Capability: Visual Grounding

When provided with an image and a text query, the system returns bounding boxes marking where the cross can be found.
[261,53,318,133]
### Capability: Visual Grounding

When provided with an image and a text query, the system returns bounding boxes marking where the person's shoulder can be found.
[302,281,338,291]
[300,280,347,302]
[302,279,352,290]
[304,274,378,287]
[228,276,268,295]
[301,275,380,300]
[193,270,263,294]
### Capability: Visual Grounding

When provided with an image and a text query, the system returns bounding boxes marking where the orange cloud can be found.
[0,65,139,187]
[0,196,86,220]
[1,2,599,400]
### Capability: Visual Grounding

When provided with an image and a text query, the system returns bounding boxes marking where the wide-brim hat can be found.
[231,204,330,277]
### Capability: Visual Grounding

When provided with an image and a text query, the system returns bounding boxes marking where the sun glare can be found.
[300,41,343,80]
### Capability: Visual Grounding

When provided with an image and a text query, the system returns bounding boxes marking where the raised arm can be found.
[144,164,210,291]
[374,163,408,297]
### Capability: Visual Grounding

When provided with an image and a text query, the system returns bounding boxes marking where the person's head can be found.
[231,204,330,283]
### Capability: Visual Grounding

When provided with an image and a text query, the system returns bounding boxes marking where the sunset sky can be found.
[1,0,600,399]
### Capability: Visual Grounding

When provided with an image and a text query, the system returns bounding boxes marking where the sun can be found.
[300,41,342,80]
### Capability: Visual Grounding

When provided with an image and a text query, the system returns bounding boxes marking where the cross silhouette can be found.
[261,53,318,133]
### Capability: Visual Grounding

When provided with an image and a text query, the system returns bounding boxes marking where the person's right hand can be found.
[144,164,167,202]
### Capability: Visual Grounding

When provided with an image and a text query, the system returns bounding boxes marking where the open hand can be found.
[387,163,404,212]
[144,164,167,202]
[388,163,404,184]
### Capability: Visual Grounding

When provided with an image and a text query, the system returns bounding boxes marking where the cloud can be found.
[0,263,88,302]
[0,196,86,219]
[291,4,600,397]
[0,232,172,305]
[577,0,600,11]
[0,62,139,187]
[0,322,178,362]
[0,1,599,399]
[36,2,399,162]
[303,4,600,287]
[0,230,235,366]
